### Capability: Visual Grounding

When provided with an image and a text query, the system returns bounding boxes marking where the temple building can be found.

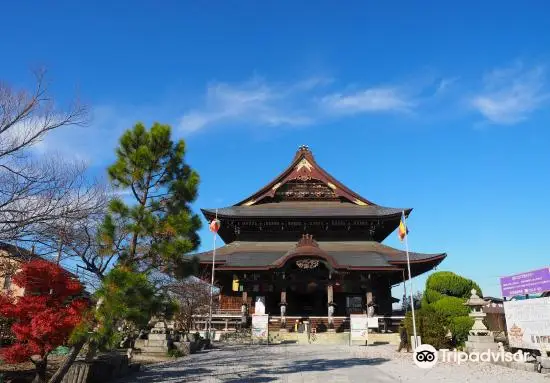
[196,145,446,322]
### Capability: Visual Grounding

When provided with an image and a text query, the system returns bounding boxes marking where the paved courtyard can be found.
[119,343,549,383]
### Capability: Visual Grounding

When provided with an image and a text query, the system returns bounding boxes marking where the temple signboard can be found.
[252,314,269,343]
[500,267,550,297]
[350,314,369,344]
[503,297,550,351]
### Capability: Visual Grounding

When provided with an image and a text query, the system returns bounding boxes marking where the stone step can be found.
[139,346,170,353]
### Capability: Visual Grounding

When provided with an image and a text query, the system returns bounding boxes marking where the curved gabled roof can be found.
[193,237,446,277]
[235,145,376,207]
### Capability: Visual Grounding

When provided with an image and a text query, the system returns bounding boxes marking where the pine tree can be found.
[102,122,201,276]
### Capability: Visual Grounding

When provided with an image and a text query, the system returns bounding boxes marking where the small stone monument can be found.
[134,321,172,354]
[464,289,498,353]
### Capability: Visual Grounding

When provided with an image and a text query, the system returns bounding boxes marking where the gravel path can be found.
[117,343,550,382]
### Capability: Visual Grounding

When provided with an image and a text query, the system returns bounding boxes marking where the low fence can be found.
[192,313,405,334]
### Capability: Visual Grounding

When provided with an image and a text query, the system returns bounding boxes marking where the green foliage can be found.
[449,316,474,346]
[102,122,202,277]
[423,288,444,304]
[414,271,484,349]
[404,305,451,350]
[71,267,161,351]
[426,271,483,299]
[431,296,470,318]
[167,348,185,358]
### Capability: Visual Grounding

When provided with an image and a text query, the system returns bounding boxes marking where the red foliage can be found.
[0,260,88,363]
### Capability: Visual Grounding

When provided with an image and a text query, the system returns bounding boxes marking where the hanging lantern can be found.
[209,218,221,233]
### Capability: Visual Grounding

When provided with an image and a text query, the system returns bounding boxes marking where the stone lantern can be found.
[464,289,489,336]
[279,302,287,330]
[464,289,498,352]
[328,302,337,331]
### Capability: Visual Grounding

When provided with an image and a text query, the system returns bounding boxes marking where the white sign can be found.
[255,296,266,315]
[251,314,269,341]
[367,317,379,329]
[503,297,550,351]
[350,314,368,342]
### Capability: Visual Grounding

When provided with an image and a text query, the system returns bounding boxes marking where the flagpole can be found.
[403,210,418,349]
[208,209,218,339]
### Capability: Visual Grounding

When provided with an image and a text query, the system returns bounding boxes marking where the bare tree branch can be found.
[0,70,91,244]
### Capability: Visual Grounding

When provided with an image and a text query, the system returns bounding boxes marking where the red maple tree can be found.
[0,259,88,382]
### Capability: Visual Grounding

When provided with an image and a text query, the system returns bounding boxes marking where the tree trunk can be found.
[84,340,98,362]
[47,340,85,383]
[31,356,48,383]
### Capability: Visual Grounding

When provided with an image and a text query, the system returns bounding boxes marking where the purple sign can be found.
[500,267,550,297]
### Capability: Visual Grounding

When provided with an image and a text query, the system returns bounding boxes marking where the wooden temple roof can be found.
[202,201,408,218]
[201,145,411,220]
[194,239,446,278]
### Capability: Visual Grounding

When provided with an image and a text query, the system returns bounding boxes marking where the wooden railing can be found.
[191,313,405,334]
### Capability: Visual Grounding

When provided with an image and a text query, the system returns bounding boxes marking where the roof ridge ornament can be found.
[296,234,318,248]
[294,144,313,161]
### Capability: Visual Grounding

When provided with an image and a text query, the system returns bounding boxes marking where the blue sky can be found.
[3,1,550,298]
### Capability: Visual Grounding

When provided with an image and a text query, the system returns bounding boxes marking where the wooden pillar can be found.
[281,290,287,304]
[242,291,248,304]
[365,289,373,306]
[327,284,334,304]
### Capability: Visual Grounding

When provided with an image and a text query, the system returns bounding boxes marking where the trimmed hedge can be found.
[431,296,470,318]
[404,305,451,350]
[423,288,444,304]
[426,271,483,299]
[449,316,474,346]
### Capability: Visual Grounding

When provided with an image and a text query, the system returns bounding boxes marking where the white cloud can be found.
[31,105,146,164]
[178,77,322,133]
[471,63,548,125]
[178,77,418,132]
[320,87,414,114]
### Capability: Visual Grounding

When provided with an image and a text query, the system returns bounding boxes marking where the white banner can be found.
[503,297,550,351]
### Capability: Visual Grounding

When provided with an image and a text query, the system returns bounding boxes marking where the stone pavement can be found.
[117,343,550,383]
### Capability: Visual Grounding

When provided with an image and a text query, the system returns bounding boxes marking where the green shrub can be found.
[426,271,483,298]
[431,296,470,318]
[167,348,185,358]
[449,316,474,346]
[423,288,444,304]
[404,305,451,350]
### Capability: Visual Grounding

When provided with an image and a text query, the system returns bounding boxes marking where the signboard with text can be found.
[500,267,550,297]
[350,314,368,344]
[503,297,550,351]
[251,314,269,343]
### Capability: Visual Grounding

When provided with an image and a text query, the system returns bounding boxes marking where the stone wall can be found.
[61,352,139,383]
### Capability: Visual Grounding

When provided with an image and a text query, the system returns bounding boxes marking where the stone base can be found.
[537,356,550,369]
[135,338,171,354]
[464,334,498,353]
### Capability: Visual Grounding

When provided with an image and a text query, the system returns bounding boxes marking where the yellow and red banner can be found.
[398,213,409,241]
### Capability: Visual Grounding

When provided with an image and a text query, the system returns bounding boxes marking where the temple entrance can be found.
[284,256,331,316]
[286,280,328,316]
